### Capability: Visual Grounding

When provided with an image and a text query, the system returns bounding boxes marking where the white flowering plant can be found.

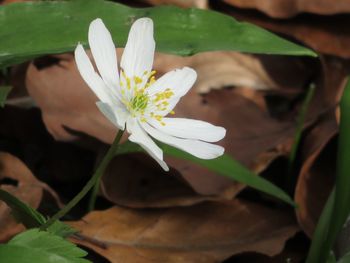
[0,1,320,262]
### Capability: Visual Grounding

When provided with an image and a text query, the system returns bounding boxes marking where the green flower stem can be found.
[88,173,101,211]
[41,130,124,230]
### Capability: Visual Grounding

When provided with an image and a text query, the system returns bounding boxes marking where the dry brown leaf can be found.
[217,2,350,59]
[69,200,298,263]
[0,152,54,242]
[223,0,350,18]
[101,153,232,208]
[138,0,208,8]
[294,115,337,237]
[26,51,311,142]
[26,51,307,199]
[99,88,297,207]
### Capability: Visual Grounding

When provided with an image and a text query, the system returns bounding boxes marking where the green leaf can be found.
[0,0,316,68]
[47,221,77,238]
[306,78,350,263]
[115,141,295,206]
[0,229,90,263]
[306,190,335,263]
[0,188,76,238]
[0,188,45,228]
[0,86,12,107]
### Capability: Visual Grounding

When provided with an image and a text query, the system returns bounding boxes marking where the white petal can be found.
[88,18,120,91]
[127,117,169,171]
[74,44,113,104]
[96,102,128,130]
[120,18,155,78]
[148,118,226,142]
[147,67,197,116]
[142,122,224,160]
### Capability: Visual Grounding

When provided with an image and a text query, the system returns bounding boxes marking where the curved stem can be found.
[41,130,124,230]
[88,172,101,211]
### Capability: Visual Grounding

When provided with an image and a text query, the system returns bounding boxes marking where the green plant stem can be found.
[41,130,124,230]
[287,84,315,189]
[88,173,101,211]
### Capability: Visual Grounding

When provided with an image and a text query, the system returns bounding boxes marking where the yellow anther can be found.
[134,76,143,84]
[170,110,175,115]
[126,77,131,90]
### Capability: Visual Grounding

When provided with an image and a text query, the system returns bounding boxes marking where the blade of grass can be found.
[306,190,335,263]
[306,78,350,263]
[286,84,315,190]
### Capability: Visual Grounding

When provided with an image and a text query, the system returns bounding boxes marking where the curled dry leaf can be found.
[26,51,310,200]
[101,153,244,208]
[294,115,337,237]
[223,0,350,18]
[26,54,117,143]
[100,88,297,207]
[0,152,56,242]
[26,50,311,142]
[68,200,298,263]
[218,2,350,59]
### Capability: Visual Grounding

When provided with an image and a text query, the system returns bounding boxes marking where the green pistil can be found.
[131,93,148,112]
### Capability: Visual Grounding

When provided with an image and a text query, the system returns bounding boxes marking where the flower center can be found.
[130,92,148,112]
[120,69,175,125]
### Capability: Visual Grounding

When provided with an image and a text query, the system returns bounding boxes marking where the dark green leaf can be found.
[0,0,316,68]
[115,141,295,206]
[47,221,77,238]
[0,229,89,263]
[306,190,335,263]
[0,86,12,107]
[307,78,350,263]
[0,188,76,238]
[0,188,45,228]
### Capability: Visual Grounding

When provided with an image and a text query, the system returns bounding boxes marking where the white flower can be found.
[74,18,226,171]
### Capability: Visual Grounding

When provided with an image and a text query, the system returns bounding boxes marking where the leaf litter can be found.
[3,0,350,261]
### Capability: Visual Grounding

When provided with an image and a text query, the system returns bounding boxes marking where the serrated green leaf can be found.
[0,0,316,68]
[115,141,295,206]
[0,188,76,238]
[0,229,90,263]
[0,86,11,107]
[47,220,77,238]
[0,188,45,228]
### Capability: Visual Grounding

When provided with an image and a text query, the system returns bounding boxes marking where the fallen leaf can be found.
[294,114,337,237]
[26,55,118,143]
[26,50,312,142]
[216,2,350,58]
[69,200,299,263]
[0,152,54,242]
[223,0,350,18]
[26,49,316,201]
[99,87,299,208]
[101,153,243,208]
